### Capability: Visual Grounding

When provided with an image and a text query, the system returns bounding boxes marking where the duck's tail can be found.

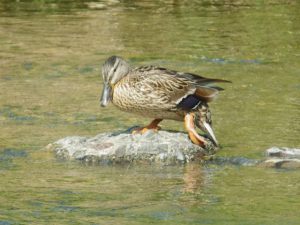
[193,103,218,146]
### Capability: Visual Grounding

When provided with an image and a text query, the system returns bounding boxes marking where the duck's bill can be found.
[100,84,111,107]
[203,122,218,146]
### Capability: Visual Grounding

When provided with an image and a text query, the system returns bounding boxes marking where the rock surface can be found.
[259,158,300,169]
[50,130,216,165]
[49,132,300,169]
[260,146,300,169]
[209,156,260,167]
[265,147,300,158]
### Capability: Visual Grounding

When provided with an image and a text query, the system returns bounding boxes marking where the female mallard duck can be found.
[100,56,230,147]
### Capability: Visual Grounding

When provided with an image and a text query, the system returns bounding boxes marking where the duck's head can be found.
[100,56,130,107]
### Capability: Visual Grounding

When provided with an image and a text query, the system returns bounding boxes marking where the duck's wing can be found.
[131,66,230,110]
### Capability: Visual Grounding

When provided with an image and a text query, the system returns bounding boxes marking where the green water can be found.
[0,0,300,224]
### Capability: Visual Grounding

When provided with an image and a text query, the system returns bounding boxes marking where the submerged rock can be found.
[259,158,300,169]
[209,156,260,167]
[260,146,300,169]
[265,147,300,159]
[50,130,217,165]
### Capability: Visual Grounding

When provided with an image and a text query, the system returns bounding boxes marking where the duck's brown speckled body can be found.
[100,56,230,146]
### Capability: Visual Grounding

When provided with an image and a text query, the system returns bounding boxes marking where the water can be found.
[0,0,300,224]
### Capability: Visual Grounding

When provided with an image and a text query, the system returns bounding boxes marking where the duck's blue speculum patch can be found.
[177,95,201,110]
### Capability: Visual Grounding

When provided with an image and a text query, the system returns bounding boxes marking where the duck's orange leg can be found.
[132,119,163,134]
[184,113,207,146]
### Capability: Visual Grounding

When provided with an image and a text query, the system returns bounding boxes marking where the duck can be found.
[100,56,230,147]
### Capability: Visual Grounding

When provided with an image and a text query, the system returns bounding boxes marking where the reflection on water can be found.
[0,0,300,224]
[183,163,205,193]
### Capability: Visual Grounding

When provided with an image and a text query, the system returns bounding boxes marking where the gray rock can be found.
[209,156,260,167]
[259,147,300,169]
[259,158,300,169]
[49,130,217,165]
[265,147,300,159]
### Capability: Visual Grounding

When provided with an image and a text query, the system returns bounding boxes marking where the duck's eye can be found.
[113,68,117,72]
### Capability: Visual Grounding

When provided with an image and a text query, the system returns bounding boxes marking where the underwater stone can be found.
[50,130,217,165]
[210,156,260,167]
[259,158,300,169]
[265,147,300,159]
[260,147,300,169]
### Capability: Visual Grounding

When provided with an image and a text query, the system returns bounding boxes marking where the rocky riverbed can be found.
[259,147,300,169]
[48,130,300,168]
[49,129,216,165]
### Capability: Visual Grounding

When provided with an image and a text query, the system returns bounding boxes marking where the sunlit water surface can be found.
[0,1,300,224]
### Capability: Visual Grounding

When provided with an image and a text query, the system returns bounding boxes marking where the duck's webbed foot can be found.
[184,113,207,147]
[132,119,163,134]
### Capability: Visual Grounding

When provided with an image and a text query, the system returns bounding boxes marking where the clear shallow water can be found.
[0,0,300,224]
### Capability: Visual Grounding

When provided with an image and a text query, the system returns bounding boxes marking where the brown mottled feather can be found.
[195,87,219,102]
[112,65,229,120]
